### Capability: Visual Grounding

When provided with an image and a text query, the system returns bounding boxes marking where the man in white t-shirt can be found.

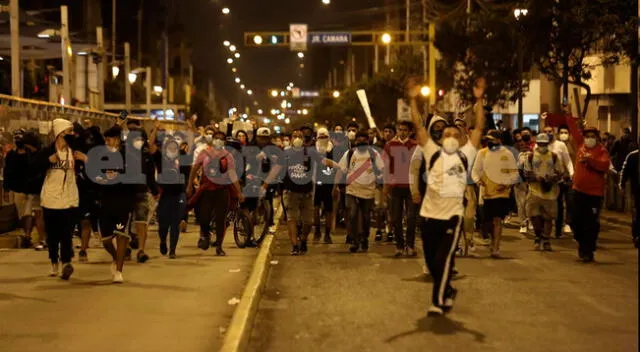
[334,131,385,253]
[408,77,486,316]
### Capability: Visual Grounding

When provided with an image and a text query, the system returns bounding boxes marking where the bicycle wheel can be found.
[253,199,272,243]
[233,210,252,249]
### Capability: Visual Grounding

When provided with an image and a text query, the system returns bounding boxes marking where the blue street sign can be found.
[309,32,352,45]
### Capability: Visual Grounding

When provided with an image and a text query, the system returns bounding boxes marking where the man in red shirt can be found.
[570,126,611,262]
[383,121,419,257]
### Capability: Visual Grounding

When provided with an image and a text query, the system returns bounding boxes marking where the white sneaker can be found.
[269,226,277,234]
[113,271,124,284]
[519,226,528,235]
[563,224,572,234]
[111,262,117,276]
[49,263,59,277]
[427,305,444,316]
[528,223,534,231]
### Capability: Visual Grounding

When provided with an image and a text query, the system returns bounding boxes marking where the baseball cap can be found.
[486,129,501,142]
[256,127,271,137]
[535,133,550,144]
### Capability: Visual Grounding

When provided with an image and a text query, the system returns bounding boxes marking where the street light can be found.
[271,89,279,97]
[258,109,264,114]
[229,45,237,52]
[222,7,230,15]
[234,53,240,58]
[112,65,120,79]
[297,52,304,59]
[420,85,431,97]
[232,68,237,73]
[302,108,309,115]
[285,118,291,124]
[128,72,138,84]
[235,77,241,83]
[332,90,341,98]
[322,0,331,4]
[281,100,287,109]
[227,58,233,64]
[253,35,263,45]
[381,33,392,44]
[513,8,528,19]
[247,89,253,95]
[240,84,245,89]
[223,40,230,47]
[153,85,163,95]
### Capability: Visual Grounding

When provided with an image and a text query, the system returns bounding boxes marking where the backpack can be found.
[428,150,469,172]
[526,151,558,171]
[346,147,383,184]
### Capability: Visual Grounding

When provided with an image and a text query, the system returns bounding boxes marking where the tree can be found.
[533,0,635,118]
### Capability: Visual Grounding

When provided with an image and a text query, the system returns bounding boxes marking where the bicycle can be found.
[210,197,252,249]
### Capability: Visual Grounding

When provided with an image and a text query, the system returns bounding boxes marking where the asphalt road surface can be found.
[0,223,258,352]
[248,222,638,352]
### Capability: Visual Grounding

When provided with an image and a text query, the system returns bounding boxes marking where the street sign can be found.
[289,24,308,51]
[397,99,411,121]
[309,32,352,45]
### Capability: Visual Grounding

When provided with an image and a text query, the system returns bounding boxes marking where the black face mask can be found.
[303,135,313,143]
[355,141,368,149]
[15,140,25,149]
[521,134,531,142]
[430,129,443,142]
[488,142,500,151]
[64,134,79,149]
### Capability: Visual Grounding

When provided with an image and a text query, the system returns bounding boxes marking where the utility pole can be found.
[517,40,524,128]
[10,0,20,97]
[422,0,427,81]
[61,5,71,105]
[145,66,151,117]
[112,0,116,63]
[630,0,639,143]
[374,45,379,73]
[405,0,410,43]
[138,0,143,64]
[96,26,105,110]
[124,42,131,112]
[428,23,436,109]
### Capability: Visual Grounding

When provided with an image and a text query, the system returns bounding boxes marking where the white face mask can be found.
[212,139,225,149]
[559,132,569,142]
[316,139,329,152]
[584,137,597,148]
[166,150,178,159]
[538,146,549,154]
[442,137,459,154]
[292,137,304,148]
[107,146,119,153]
[347,131,356,141]
[133,140,144,150]
[204,135,213,144]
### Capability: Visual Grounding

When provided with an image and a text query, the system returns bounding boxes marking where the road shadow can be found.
[385,315,486,344]
[0,276,47,285]
[0,292,54,303]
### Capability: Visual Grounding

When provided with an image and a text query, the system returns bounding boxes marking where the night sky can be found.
[18,0,389,110]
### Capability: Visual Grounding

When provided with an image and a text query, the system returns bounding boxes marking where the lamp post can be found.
[9,0,20,96]
[514,8,528,128]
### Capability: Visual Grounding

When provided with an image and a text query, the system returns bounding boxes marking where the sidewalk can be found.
[0,224,259,352]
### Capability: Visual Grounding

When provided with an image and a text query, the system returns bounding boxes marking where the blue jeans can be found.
[157,192,186,251]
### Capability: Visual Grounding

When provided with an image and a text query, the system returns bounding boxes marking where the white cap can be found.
[317,127,329,138]
[256,127,271,137]
[52,118,73,138]
[535,133,550,144]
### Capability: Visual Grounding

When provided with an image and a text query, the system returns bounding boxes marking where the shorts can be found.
[313,184,334,212]
[283,191,313,225]
[526,196,557,220]
[79,191,100,231]
[133,192,151,223]
[99,202,133,240]
[483,197,512,220]
[13,193,41,218]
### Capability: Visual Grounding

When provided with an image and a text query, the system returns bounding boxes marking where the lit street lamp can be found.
[253,35,263,45]
[222,7,230,15]
[332,90,341,98]
[420,85,431,97]
[297,52,304,59]
[322,0,331,4]
[153,85,163,95]
[234,53,240,58]
[247,89,253,95]
[381,33,392,44]
[229,45,237,52]
[128,72,138,84]
[240,84,245,90]
[112,65,120,79]
[227,58,233,64]
[223,40,230,47]
[235,77,241,83]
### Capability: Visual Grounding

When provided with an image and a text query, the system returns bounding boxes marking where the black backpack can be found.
[419,149,469,195]
[346,147,383,184]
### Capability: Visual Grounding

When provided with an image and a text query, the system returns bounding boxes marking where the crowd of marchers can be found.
[1,78,637,316]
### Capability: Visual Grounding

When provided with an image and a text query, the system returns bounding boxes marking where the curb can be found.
[601,214,633,228]
[0,232,20,249]
[220,232,275,352]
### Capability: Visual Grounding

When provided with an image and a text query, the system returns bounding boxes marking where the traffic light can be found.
[245,33,287,47]
[437,89,446,99]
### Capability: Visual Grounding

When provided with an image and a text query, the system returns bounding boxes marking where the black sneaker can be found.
[129,235,140,250]
[345,234,353,244]
[60,263,74,280]
[374,230,383,242]
[169,250,177,259]
[323,234,333,244]
[443,288,458,312]
[78,249,88,262]
[349,243,358,253]
[385,232,394,243]
[160,241,168,256]
[360,239,369,252]
[313,231,321,243]
[300,240,308,254]
[137,250,149,263]
[291,245,300,256]
[20,236,32,249]
[582,252,594,263]
[542,241,552,252]
[198,235,211,251]
[245,239,258,248]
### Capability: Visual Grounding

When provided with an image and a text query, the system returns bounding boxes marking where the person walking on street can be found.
[523,134,565,251]
[472,130,519,258]
[408,77,485,316]
[542,125,574,238]
[38,119,87,280]
[571,127,611,262]
[334,131,385,253]
[312,127,337,244]
[384,121,418,257]
[619,146,639,248]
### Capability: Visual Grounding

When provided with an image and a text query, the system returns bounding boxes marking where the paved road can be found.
[248,222,638,352]
[0,223,258,352]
